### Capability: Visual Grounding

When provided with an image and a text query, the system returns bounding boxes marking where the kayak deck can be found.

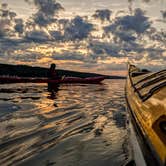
[129,65,166,101]
[125,64,166,166]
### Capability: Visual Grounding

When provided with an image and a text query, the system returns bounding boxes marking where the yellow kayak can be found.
[125,64,166,166]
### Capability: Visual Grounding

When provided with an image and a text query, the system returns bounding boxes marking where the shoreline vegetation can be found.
[0,63,125,79]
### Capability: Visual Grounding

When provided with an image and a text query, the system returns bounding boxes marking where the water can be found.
[0,79,129,166]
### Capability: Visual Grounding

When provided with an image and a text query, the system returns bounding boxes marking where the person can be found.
[47,63,58,79]
[47,63,59,92]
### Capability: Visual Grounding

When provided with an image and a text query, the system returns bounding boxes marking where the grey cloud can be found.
[161,10,166,20]
[88,39,165,62]
[52,52,85,61]
[63,16,93,41]
[148,30,166,44]
[0,3,25,37]
[142,0,151,3]
[58,18,70,30]
[115,10,126,17]
[52,50,102,64]
[14,19,24,34]
[146,48,165,60]
[32,11,57,27]
[89,41,123,57]
[115,31,136,42]
[49,31,63,41]
[25,30,50,42]
[93,9,112,22]
[33,0,64,16]
[0,4,13,37]
[0,19,12,38]
[104,8,151,36]
[26,0,64,27]
[13,52,43,62]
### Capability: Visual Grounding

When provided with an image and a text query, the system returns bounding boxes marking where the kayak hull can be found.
[0,76,106,84]
[125,64,166,166]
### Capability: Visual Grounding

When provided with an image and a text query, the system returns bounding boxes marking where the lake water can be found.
[0,79,130,166]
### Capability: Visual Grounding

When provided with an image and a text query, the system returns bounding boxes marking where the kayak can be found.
[0,76,106,84]
[125,63,166,166]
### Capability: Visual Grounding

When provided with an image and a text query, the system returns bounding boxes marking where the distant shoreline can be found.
[0,63,126,79]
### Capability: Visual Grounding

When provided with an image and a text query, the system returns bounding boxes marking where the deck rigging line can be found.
[134,69,166,86]
[129,68,166,102]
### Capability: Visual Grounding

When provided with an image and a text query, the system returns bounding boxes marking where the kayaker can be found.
[47,63,58,79]
[47,63,60,92]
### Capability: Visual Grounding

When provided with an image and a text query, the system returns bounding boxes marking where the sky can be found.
[0,0,166,75]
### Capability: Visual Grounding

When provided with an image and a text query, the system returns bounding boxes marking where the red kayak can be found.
[0,76,106,84]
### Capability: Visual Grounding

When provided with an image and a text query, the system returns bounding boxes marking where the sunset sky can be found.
[0,0,165,75]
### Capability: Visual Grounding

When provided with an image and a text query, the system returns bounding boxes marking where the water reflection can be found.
[47,83,60,100]
[0,80,129,166]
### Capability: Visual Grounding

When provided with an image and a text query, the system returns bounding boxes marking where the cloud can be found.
[104,8,151,36]
[0,20,10,37]
[0,2,165,71]
[13,52,43,62]
[14,19,24,34]
[49,30,63,41]
[93,9,112,22]
[63,16,93,41]
[0,3,14,37]
[52,52,85,61]
[26,0,64,27]
[32,11,57,27]
[24,15,94,42]
[114,31,136,42]
[33,0,64,16]
[58,18,70,30]
[146,47,165,60]
[88,38,166,64]
[103,8,152,45]
[0,3,25,37]
[89,41,122,57]
[161,10,166,20]
[25,30,50,42]
[142,0,151,3]
[148,29,166,44]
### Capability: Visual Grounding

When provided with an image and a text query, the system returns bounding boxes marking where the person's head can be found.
[50,63,56,69]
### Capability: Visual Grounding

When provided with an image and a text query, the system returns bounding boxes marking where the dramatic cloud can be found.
[93,9,112,22]
[26,0,64,27]
[63,16,93,41]
[0,1,165,71]
[104,8,150,35]
[103,8,151,43]
[32,11,56,27]
[24,15,94,42]
[33,0,64,16]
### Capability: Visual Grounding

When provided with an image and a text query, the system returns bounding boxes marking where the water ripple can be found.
[0,80,129,166]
